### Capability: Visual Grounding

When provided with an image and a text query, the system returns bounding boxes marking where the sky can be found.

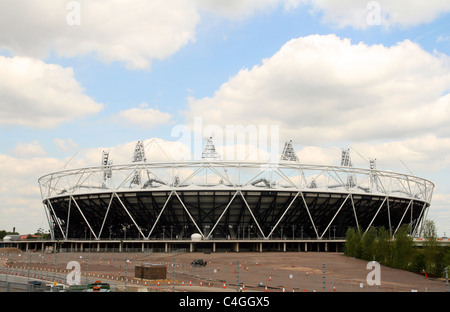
[0,0,449,236]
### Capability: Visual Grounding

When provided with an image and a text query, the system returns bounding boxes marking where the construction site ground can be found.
[1,248,448,292]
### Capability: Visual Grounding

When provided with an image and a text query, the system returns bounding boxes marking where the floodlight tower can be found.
[133,140,146,162]
[369,158,376,170]
[341,148,352,167]
[131,140,146,186]
[369,157,379,192]
[341,148,356,188]
[201,137,221,160]
[201,137,228,184]
[101,151,112,182]
[281,140,307,188]
[280,140,299,162]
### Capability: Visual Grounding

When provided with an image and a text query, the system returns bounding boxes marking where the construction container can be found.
[135,263,166,280]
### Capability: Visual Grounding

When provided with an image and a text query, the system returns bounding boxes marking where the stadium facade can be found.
[38,139,434,243]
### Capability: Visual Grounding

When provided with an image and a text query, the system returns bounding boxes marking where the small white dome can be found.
[190,233,202,241]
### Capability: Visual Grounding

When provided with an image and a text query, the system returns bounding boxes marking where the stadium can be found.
[37,138,434,252]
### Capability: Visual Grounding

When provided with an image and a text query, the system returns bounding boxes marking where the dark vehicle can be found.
[191,259,207,267]
[28,281,45,292]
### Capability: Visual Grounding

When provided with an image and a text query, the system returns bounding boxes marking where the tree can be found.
[344,219,448,278]
[422,219,437,239]
[344,228,356,257]
[0,229,19,239]
[443,247,450,272]
[373,227,392,266]
[410,251,426,274]
[362,227,377,261]
[392,224,415,270]
[34,228,51,239]
[344,227,364,258]
[422,220,445,277]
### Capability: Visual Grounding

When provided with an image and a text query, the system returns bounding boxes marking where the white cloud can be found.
[0,0,199,70]
[437,35,450,43]
[194,0,450,29]
[1,0,448,73]
[186,35,450,145]
[426,192,450,237]
[70,137,192,167]
[0,154,65,233]
[11,141,46,158]
[286,0,450,29]
[0,55,103,128]
[196,0,450,28]
[53,138,79,154]
[297,145,341,165]
[115,105,173,129]
[195,0,280,19]
[350,135,450,172]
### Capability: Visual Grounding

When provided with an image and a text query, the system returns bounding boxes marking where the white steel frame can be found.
[39,161,434,240]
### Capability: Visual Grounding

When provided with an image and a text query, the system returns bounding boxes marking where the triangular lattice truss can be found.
[131,140,146,186]
[101,151,112,181]
[133,140,146,162]
[201,137,221,160]
[341,148,352,167]
[280,140,299,162]
[341,148,356,188]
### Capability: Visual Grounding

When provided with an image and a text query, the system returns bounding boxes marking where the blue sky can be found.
[1,0,450,236]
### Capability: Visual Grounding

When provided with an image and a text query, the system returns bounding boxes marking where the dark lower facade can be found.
[1,238,345,253]
[44,189,429,241]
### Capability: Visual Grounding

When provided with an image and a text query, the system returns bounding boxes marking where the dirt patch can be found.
[5,251,448,292]
[0,247,23,254]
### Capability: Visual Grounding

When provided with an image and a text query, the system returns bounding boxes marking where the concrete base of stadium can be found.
[1,239,345,253]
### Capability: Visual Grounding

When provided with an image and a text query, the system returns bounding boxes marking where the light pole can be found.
[445,267,449,292]
[236,260,240,292]
[322,264,326,292]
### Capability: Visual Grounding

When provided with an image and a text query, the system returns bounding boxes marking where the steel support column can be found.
[70,195,98,240]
